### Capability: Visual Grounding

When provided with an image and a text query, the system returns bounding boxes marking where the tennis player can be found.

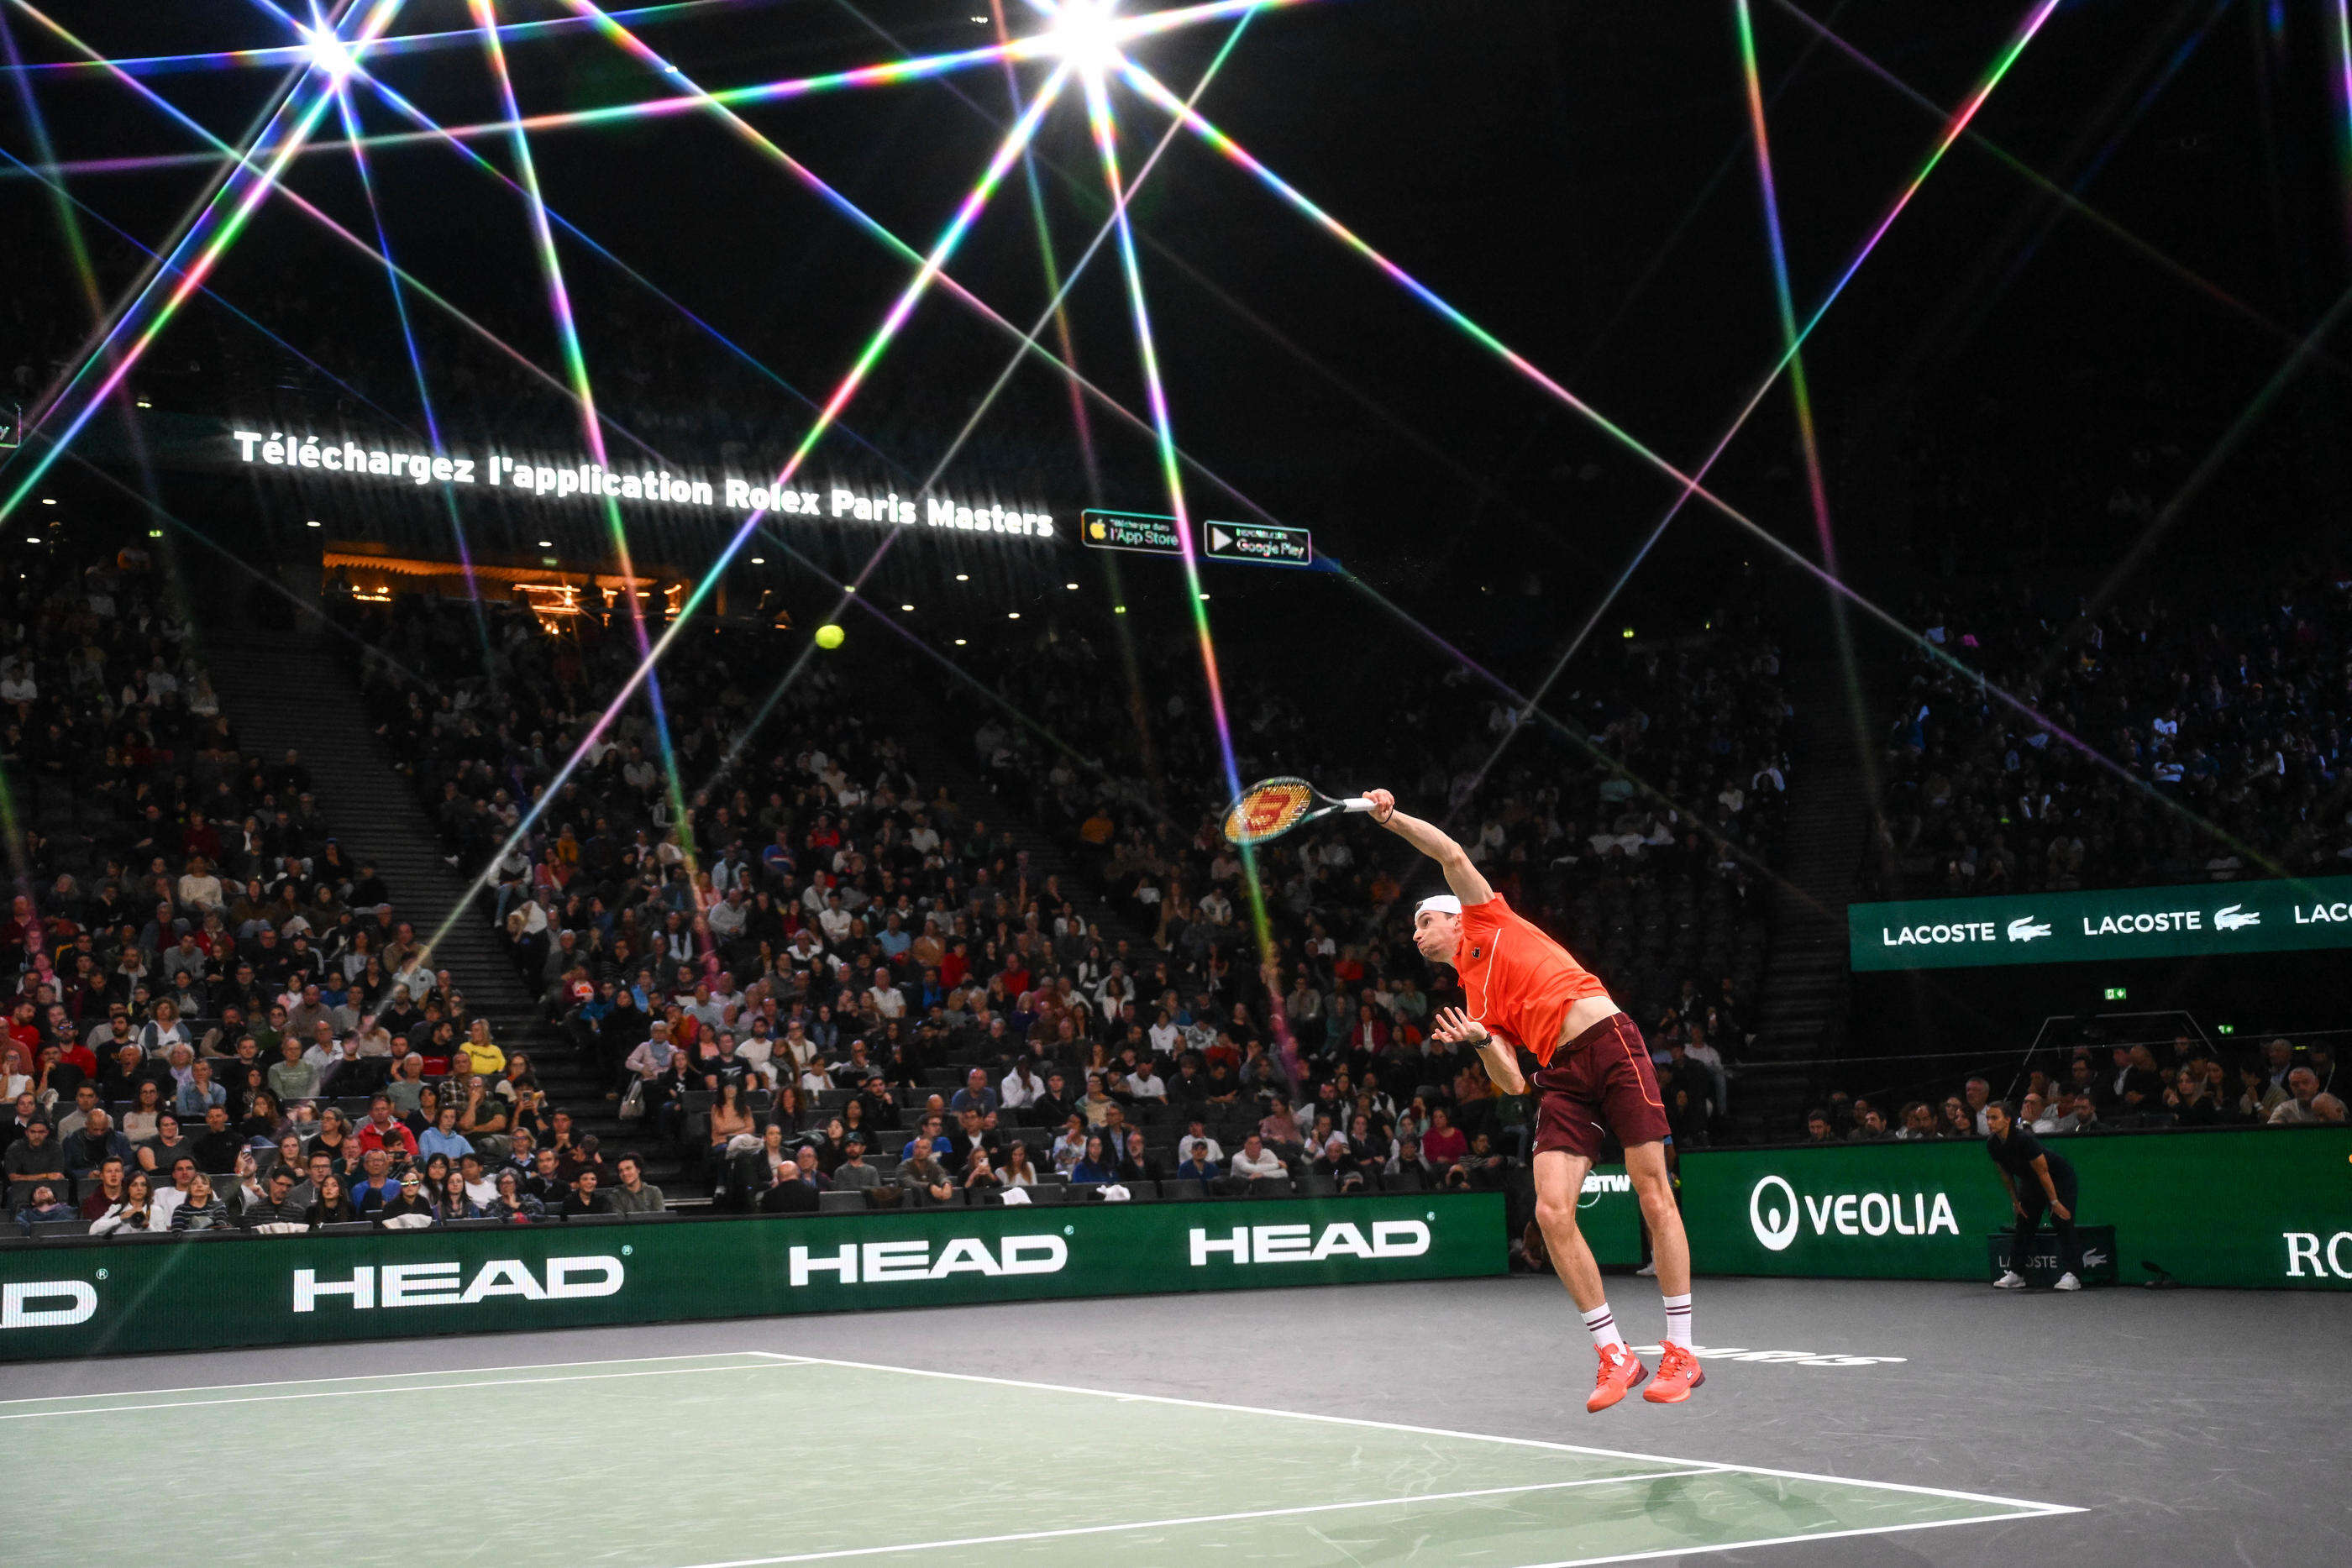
[1364,789,1701,1409]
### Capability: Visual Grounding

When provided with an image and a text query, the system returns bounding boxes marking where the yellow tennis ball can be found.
[814,623,845,650]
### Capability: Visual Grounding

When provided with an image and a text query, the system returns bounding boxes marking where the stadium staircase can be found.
[1739,662,1874,1135]
[199,631,693,1195]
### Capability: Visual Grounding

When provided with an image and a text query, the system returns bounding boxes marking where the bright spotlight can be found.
[1047,0,1121,72]
[303,26,356,82]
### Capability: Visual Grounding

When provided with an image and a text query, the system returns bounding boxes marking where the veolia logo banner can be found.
[1679,1129,2352,1287]
[0,1195,1504,1361]
[1848,875,2352,970]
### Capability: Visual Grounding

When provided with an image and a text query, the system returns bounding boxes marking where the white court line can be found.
[654,1469,1730,1568]
[745,1351,2085,1517]
[0,1359,805,1421]
[0,1349,777,1407]
[1513,1508,2083,1567]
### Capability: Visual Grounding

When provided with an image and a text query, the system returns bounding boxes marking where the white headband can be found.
[1415,894,1462,918]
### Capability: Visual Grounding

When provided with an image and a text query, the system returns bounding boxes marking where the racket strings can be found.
[1225,779,1314,845]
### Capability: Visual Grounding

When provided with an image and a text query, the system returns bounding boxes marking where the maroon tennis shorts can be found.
[1530,1012,1672,1161]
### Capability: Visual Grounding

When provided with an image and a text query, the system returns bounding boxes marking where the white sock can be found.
[1662,1293,1693,1349]
[1583,1303,1626,1352]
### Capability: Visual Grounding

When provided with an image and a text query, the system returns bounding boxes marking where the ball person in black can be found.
[1985,1099,2082,1291]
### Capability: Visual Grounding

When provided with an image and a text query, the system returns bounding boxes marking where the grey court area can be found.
[6,1276,2344,1567]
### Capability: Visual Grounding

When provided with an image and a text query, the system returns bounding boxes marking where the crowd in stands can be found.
[336,576,1789,1229]
[0,546,651,1234]
[1807,1033,2346,1146]
[1869,569,2352,898]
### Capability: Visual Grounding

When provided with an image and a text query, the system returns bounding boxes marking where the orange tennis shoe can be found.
[1643,1343,1705,1403]
[1587,1341,1649,1413]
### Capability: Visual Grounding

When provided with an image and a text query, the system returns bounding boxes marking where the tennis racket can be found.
[1221,776,1378,847]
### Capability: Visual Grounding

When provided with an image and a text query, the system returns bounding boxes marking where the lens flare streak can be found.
[0,0,741,77]
[0,0,410,525]
[328,70,494,646]
[470,0,697,872]
[422,63,1074,952]
[1436,0,2066,791]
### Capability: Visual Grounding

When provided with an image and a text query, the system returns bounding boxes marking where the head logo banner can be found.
[0,1195,1502,1361]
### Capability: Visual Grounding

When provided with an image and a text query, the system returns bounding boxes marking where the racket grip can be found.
[1340,798,1376,812]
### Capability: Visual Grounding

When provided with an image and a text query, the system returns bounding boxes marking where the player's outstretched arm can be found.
[1362,789,1494,906]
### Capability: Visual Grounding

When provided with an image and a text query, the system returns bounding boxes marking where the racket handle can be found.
[1339,797,1377,812]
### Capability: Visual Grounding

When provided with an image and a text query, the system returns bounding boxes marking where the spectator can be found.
[949,1067,998,1115]
[561,1169,610,1218]
[350,1148,402,1214]
[1229,1133,1286,1183]
[242,1169,309,1232]
[150,1156,199,1230]
[377,1170,437,1229]
[1069,1135,1118,1185]
[1420,1107,1468,1172]
[2269,1068,2328,1125]
[1047,1115,1088,1175]
[900,1113,952,1165]
[488,1170,545,1225]
[77,1156,130,1220]
[15,1183,76,1230]
[895,1146,954,1206]
[417,1104,474,1162]
[168,1173,233,1232]
[831,1136,881,1193]
[438,1171,483,1222]
[354,1097,419,1162]
[64,1108,133,1180]
[89,1171,158,1235]
[1175,1144,1223,1184]
[608,1155,667,1214]
[1445,1131,1505,1191]
[305,1173,359,1228]
[760,1154,821,1212]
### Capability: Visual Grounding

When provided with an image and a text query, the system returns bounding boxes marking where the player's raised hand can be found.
[1362,788,1396,825]
[1430,1006,1487,1046]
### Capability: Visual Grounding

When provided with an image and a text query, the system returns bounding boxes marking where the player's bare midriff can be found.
[1557,994,1626,1053]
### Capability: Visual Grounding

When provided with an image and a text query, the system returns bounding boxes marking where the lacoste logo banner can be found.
[1851,875,2352,969]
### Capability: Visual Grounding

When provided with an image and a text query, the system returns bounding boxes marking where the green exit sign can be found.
[2103,986,2128,1001]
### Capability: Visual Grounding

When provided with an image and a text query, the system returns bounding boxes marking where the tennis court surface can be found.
[6,1350,2077,1566]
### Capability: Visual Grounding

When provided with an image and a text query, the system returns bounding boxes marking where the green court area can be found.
[5,1351,2076,1566]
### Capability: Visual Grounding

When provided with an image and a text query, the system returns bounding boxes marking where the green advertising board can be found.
[1579,1163,1642,1266]
[1677,1127,2352,1288]
[0,1193,1502,1361]
[1847,874,2352,970]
